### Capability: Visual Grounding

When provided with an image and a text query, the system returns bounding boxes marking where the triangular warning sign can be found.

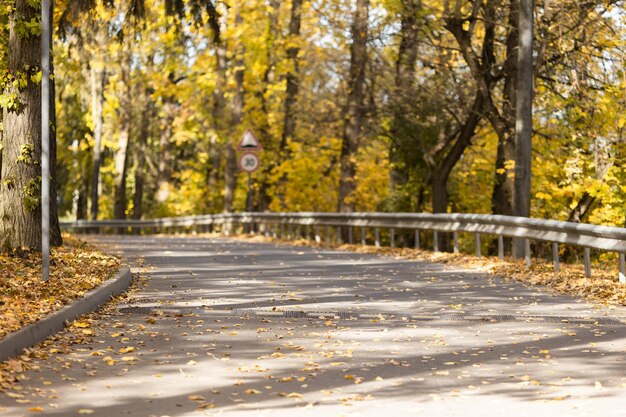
[237,128,262,151]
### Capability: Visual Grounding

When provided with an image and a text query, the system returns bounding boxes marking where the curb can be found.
[0,265,132,363]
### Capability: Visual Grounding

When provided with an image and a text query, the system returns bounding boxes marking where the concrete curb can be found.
[0,265,132,363]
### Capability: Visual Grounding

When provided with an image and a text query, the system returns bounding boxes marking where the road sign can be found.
[238,152,260,173]
[237,128,262,151]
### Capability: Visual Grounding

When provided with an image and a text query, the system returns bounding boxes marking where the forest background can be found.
[1,0,625,253]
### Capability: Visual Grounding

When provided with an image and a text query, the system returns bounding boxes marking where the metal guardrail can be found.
[62,212,626,280]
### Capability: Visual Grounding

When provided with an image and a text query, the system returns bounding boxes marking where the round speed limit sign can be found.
[238,152,260,173]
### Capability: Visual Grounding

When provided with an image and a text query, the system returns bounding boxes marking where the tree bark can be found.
[155,99,175,203]
[48,3,62,247]
[0,0,45,249]
[280,0,302,154]
[224,10,245,213]
[338,0,369,213]
[513,0,534,257]
[113,52,131,222]
[428,94,484,251]
[491,0,519,218]
[389,0,420,194]
[567,193,596,223]
[89,65,105,220]
[133,91,153,220]
[209,30,227,212]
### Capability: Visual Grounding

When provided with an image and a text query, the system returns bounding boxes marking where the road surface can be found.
[1,235,625,416]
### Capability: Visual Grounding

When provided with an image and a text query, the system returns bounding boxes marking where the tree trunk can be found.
[89,65,105,220]
[0,0,44,249]
[133,91,152,220]
[281,0,302,153]
[428,94,484,252]
[113,54,131,222]
[207,135,222,212]
[210,31,227,212]
[224,10,245,213]
[513,0,534,257]
[251,0,279,211]
[338,0,369,213]
[568,193,596,223]
[155,99,175,203]
[48,5,62,247]
[273,0,303,210]
[389,0,420,195]
[491,0,519,218]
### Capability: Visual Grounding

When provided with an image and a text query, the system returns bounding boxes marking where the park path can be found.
[1,235,625,417]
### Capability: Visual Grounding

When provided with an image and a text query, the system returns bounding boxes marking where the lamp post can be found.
[41,0,51,281]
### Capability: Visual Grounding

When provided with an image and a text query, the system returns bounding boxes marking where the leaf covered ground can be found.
[0,234,120,340]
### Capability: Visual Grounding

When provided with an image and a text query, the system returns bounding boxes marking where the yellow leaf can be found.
[102,356,116,365]
[118,346,135,354]
[244,389,262,395]
[28,407,44,412]
[188,395,206,402]
[78,410,95,415]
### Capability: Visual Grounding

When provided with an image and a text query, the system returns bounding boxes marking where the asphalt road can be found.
[1,235,625,417]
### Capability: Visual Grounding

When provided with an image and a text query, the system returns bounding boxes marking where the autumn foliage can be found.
[0,235,119,339]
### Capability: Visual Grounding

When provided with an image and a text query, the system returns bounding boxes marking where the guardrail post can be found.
[475,233,481,257]
[296,225,302,239]
[390,229,395,248]
[375,228,380,248]
[326,226,331,244]
[348,226,353,244]
[306,225,311,241]
[434,231,439,252]
[280,223,285,239]
[361,227,366,245]
[289,223,294,240]
[525,239,531,268]
[315,226,321,243]
[336,226,342,244]
[498,236,504,259]
[414,230,420,250]
[552,243,560,273]
[584,247,591,278]
[453,232,459,254]
[619,253,625,283]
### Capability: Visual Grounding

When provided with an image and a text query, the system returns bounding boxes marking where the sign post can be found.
[41,0,51,282]
[237,129,261,214]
